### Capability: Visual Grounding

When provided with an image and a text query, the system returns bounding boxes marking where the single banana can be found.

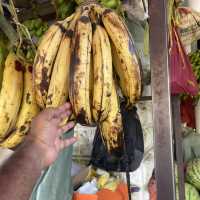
[92,24,112,122]
[0,52,23,141]
[100,80,123,152]
[0,64,40,148]
[33,15,73,108]
[46,11,81,108]
[95,6,142,107]
[69,8,93,125]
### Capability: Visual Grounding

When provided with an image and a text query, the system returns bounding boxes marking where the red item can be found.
[73,183,129,200]
[73,193,98,200]
[169,25,199,96]
[180,97,196,128]
[97,183,128,200]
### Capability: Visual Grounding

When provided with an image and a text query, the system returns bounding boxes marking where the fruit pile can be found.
[189,50,200,83]
[177,158,200,200]
[33,3,142,152]
[23,18,49,39]
[21,18,49,62]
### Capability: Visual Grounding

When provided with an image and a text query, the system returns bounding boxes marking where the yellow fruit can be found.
[97,173,110,189]
[95,6,142,107]
[92,24,113,122]
[0,64,40,148]
[33,15,73,108]
[46,11,81,108]
[100,80,123,152]
[0,53,23,141]
[69,8,93,125]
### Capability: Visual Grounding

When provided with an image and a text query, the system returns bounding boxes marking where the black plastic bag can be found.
[90,102,144,172]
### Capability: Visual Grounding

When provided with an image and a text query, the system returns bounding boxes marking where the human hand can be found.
[26,103,76,169]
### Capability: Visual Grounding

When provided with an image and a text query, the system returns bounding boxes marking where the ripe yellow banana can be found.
[46,11,81,108]
[95,6,142,107]
[69,8,93,125]
[100,80,123,152]
[0,64,40,148]
[92,24,113,122]
[33,15,74,108]
[0,52,23,141]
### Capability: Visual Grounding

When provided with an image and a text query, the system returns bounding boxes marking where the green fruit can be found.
[100,0,120,9]
[29,20,35,31]
[186,158,200,190]
[176,183,200,200]
[58,1,75,19]
[34,18,42,29]
[57,0,65,5]
[35,26,43,37]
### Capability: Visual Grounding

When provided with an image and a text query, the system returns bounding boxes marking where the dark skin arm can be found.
[0,103,76,200]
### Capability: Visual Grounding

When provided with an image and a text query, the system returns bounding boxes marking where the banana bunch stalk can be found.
[30,2,143,152]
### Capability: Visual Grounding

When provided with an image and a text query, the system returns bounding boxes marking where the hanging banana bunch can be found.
[0,0,142,152]
[32,1,142,152]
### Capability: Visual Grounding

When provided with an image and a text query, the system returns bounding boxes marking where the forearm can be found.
[0,141,43,200]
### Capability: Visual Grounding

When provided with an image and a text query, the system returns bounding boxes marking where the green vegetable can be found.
[186,158,200,190]
[100,0,121,9]
[34,18,42,29]
[57,1,76,19]
[176,183,200,200]
[35,26,43,38]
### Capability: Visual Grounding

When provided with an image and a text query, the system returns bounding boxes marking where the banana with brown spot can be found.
[100,80,123,152]
[0,64,40,148]
[46,11,81,108]
[92,24,113,122]
[0,52,23,141]
[94,6,142,107]
[33,15,74,108]
[69,8,93,125]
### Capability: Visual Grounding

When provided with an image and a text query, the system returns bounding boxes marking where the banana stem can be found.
[0,14,18,46]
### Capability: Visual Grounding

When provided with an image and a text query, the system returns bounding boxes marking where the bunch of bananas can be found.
[32,2,142,152]
[0,52,40,149]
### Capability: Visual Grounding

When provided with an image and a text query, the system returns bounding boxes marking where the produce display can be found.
[176,183,200,200]
[186,158,200,190]
[21,18,48,61]
[23,18,49,39]
[189,50,200,84]
[55,0,76,19]
[33,3,142,152]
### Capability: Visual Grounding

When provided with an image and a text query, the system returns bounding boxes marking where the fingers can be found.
[58,121,75,135]
[53,103,71,117]
[60,137,77,149]
[47,103,72,122]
